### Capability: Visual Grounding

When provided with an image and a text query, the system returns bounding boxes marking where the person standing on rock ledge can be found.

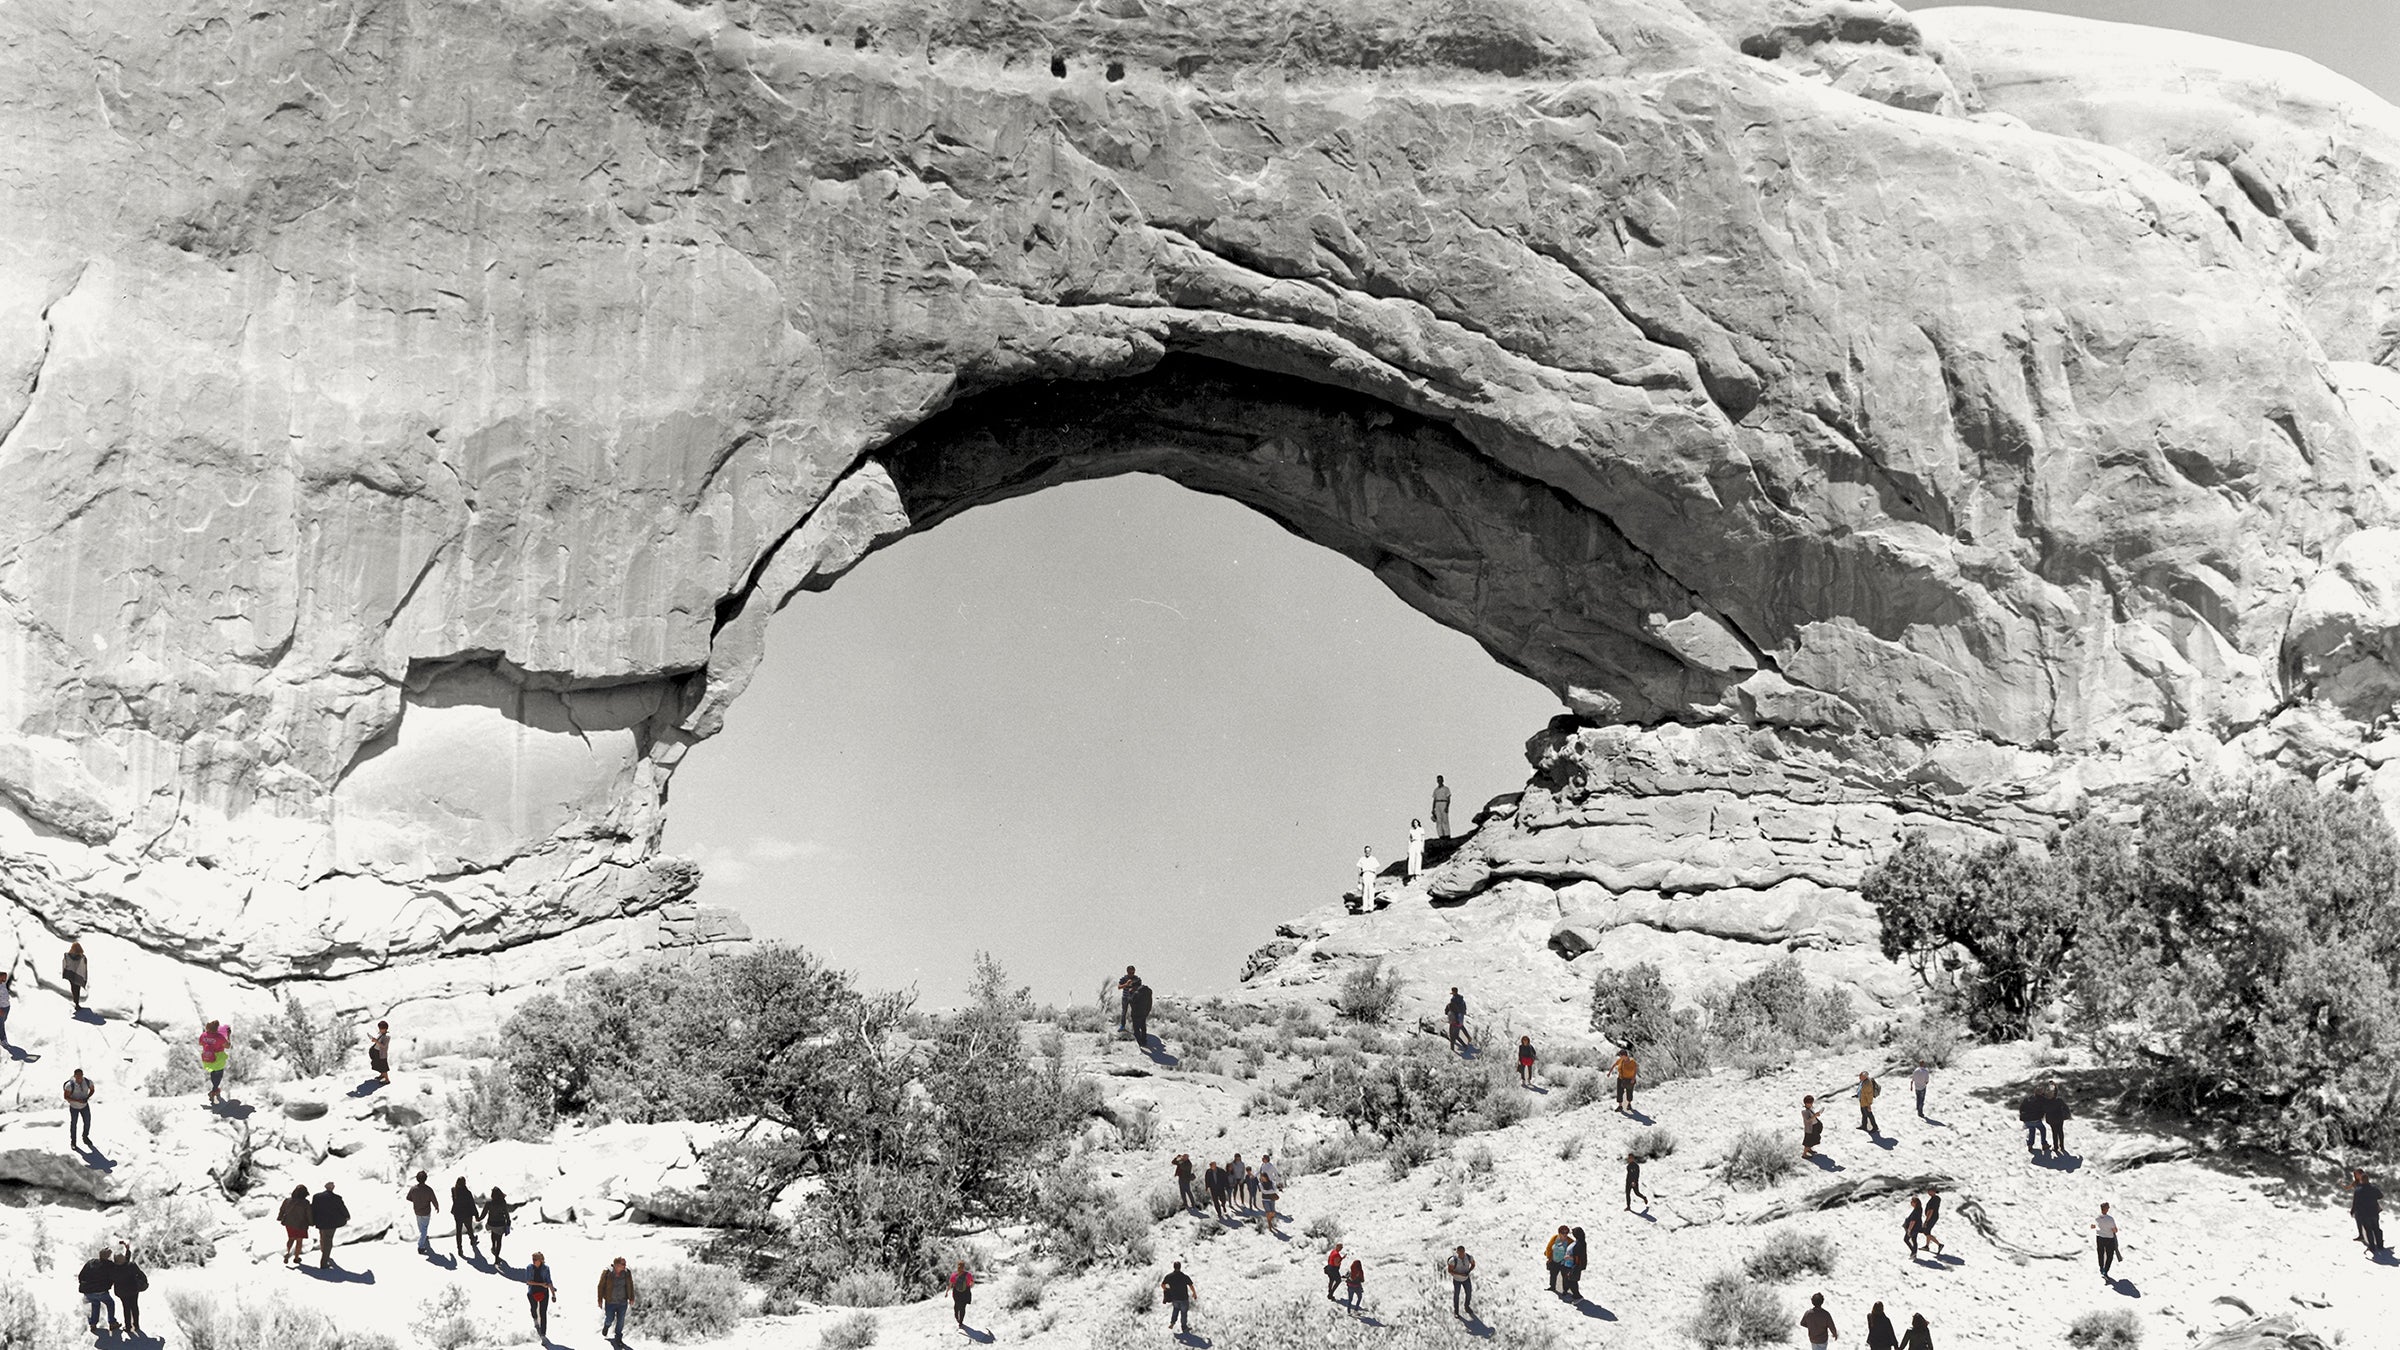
[1127,978,1154,1048]
[1432,776,1452,838]
[0,970,15,1046]
[197,1018,233,1105]
[62,1068,95,1151]
[1357,847,1381,911]
[1115,966,1140,1033]
[369,1020,393,1085]
[1407,819,1428,881]
[60,942,89,1013]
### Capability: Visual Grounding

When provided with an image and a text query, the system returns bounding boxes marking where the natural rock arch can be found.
[1,0,2399,1038]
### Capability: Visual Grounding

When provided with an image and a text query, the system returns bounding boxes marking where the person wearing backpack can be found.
[1856,1070,1881,1138]
[112,1242,149,1338]
[63,1068,96,1152]
[1444,1246,1476,1318]
[523,1251,557,1341]
[947,1260,974,1328]
[1128,979,1154,1047]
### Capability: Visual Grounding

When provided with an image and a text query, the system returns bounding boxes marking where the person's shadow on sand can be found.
[208,1100,254,1120]
[2107,1277,2141,1298]
[299,1264,375,1285]
[961,1326,996,1344]
[78,1145,116,1172]
[73,1007,105,1026]
[4,1041,38,1062]
[2034,1152,2083,1172]
[348,1078,386,1098]
[1572,1298,1617,1321]
[1808,1154,1845,1173]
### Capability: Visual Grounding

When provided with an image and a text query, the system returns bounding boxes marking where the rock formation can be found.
[2,0,2400,1054]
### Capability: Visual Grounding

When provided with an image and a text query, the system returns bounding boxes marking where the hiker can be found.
[1115,967,1139,1031]
[598,1256,635,1344]
[2041,1081,2071,1154]
[1625,1150,1649,1210]
[1257,1154,1281,1206]
[63,1068,95,1151]
[198,1018,234,1103]
[1920,1187,1946,1255]
[1545,1225,1572,1293]
[1801,1095,1823,1159]
[76,1246,118,1334]
[1909,1061,1931,1117]
[1128,978,1154,1047]
[1228,1153,1252,1211]
[1903,1196,1923,1258]
[1323,1242,1344,1299]
[450,1176,483,1259]
[1612,1047,1639,1112]
[1161,1260,1196,1332]
[948,1260,974,1327]
[312,1181,351,1268]
[0,971,11,1043]
[1856,1070,1881,1137]
[2091,1202,2121,1282]
[1357,846,1380,910]
[485,1185,515,1264]
[1901,1313,1934,1350]
[369,1020,392,1084]
[1800,1291,1839,1348]
[1445,1245,1476,1318]
[1517,1035,1537,1088]
[61,941,89,1012]
[1173,1153,1195,1210]
[406,1171,438,1253]
[1566,1226,1589,1300]
[277,1184,313,1265]
[524,1251,557,1340]
[2017,1087,2046,1155]
[1865,1301,1898,1350]
[1433,776,1452,837]
[111,1242,148,1338]
[1204,1160,1228,1220]
[1259,1173,1283,1237]
[1343,1258,1365,1310]
[1445,988,1469,1052]
[1407,818,1428,880]
[2351,1169,2387,1251]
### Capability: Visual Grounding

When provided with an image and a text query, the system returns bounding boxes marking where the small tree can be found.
[1589,962,1709,1079]
[1335,959,1404,1024]
[1863,827,2099,1039]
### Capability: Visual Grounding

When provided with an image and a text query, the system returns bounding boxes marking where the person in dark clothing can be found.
[2041,1082,2071,1154]
[450,1177,483,1259]
[369,1020,393,1085]
[1160,1261,1196,1333]
[1799,1292,1838,1348]
[406,1171,439,1253]
[1865,1301,1898,1350]
[1173,1153,1195,1211]
[1323,1243,1344,1300]
[1625,1151,1649,1210]
[1517,1036,1537,1087]
[2018,1090,2047,1155]
[1115,967,1139,1032]
[1204,1160,1227,1220]
[1445,989,1469,1053]
[485,1186,515,1265]
[276,1184,313,1265]
[1904,1196,1924,1258]
[2352,1170,2386,1251]
[76,1248,118,1334]
[1565,1227,1588,1300]
[1920,1187,1946,1256]
[524,1251,557,1341]
[948,1260,975,1328]
[1901,1313,1934,1349]
[1127,980,1154,1047]
[112,1243,148,1338]
[310,1181,351,1268]
[1432,776,1452,838]
[598,1257,635,1344]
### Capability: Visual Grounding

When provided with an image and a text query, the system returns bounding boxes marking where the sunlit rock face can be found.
[1,0,2398,1019]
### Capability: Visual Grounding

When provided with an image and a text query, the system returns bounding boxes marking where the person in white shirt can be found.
[1357,847,1380,911]
[2091,1203,2121,1282]
[1407,820,1428,880]
[1910,1061,1932,1117]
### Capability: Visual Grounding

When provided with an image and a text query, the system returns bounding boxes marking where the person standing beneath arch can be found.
[61,942,89,1014]
[1432,776,1452,838]
[1407,819,1428,881]
[0,970,13,1046]
[1357,847,1380,911]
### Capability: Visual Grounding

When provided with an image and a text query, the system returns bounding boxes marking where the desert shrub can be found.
[446,1064,546,1147]
[1084,1295,1562,1348]
[0,1283,64,1350]
[136,1104,168,1136]
[1711,958,1856,1050]
[1742,1229,1836,1282]
[1557,1135,1584,1161]
[169,1290,402,1350]
[1301,1214,1343,1244]
[1143,1185,1183,1222]
[1298,1046,1503,1141]
[823,1268,906,1308]
[640,1263,746,1343]
[818,1311,878,1350]
[143,1052,205,1097]
[1719,1129,1798,1189]
[2066,1308,2140,1348]
[1685,1271,1791,1347]
[773,1162,962,1300]
[2069,779,2400,1151]
[253,995,350,1079]
[411,1285,479,1350]
[118,1197,217,1267]
[1563,1070,1610,1109]
[1590,963,1710,1081]
[1385,1129,1442,1179]
[999,1269,1049,1311]
[1029,1158,1153,1273]
[1892,1012,1962,1069]
[1627,1126,1680,1162]
[1115,1107,1159,1149]
[1482,1081,1531,1130]
[1863,827,2094,1040]
[1335,959,1404,1025]
[1464,1144,1495,1176]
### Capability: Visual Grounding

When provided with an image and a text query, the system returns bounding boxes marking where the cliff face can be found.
[0,0,2397,1024]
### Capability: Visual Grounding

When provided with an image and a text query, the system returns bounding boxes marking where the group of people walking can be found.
[1806,1293,1936,1349]
[1172,1150,1283,1234]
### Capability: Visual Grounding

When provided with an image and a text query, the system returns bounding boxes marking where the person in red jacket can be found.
[948,1260,975,1327]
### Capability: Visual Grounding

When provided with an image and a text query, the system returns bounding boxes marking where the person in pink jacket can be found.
[197,1020,233,1104]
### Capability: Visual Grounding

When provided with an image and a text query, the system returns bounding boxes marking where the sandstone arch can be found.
[1,0,2399,1038]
